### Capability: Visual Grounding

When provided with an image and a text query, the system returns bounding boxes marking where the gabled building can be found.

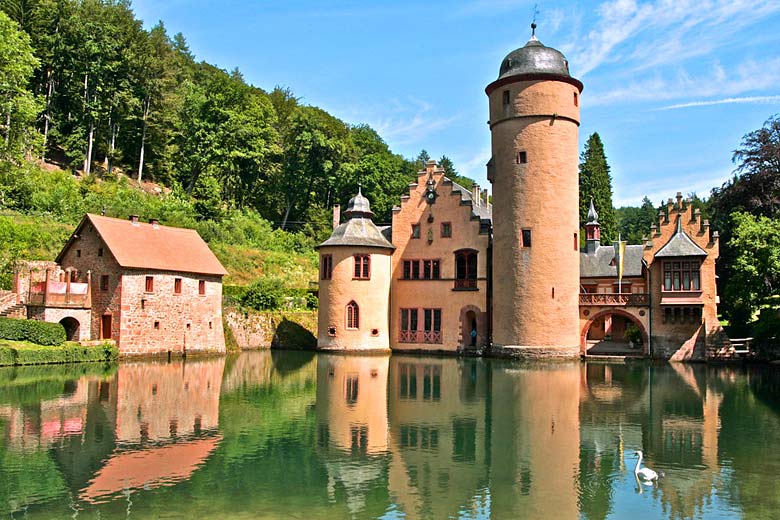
[16,214,228,355]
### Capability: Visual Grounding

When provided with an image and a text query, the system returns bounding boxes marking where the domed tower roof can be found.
[586,199,599,225]
[487,23,583,93]
[317,188,395,250]
[343,187,374,219]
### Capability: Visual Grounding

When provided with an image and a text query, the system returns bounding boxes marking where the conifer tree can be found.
[579,132,617,243]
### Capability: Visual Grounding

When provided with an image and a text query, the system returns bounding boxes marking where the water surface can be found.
[1,352,779,519]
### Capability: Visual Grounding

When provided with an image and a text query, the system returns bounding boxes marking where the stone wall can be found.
[225,309,317,350]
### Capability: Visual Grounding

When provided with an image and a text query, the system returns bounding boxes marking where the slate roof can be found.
[318,190,395,250]
[447,178,493,222]
[580,244,645,278]
[655,217,708,258]
[58,214,228,276]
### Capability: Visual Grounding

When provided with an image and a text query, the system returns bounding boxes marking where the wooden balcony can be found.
[579,293,649,307]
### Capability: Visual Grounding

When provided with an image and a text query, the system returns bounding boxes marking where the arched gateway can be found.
[581,309,648,356]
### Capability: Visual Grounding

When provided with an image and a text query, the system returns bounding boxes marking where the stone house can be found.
[14,214,227,355]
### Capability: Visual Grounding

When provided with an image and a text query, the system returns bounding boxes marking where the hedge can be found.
[0,343,118,366]
[0,317,66,346]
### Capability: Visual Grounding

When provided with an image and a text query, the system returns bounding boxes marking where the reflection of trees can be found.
[718,368,780,520]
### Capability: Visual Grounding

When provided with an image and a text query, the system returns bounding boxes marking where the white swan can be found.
[635,450,662,483]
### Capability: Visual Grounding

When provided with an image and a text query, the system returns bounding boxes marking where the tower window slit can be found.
[517,151,527,164]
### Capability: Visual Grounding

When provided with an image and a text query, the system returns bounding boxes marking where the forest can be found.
[0,1,777,351]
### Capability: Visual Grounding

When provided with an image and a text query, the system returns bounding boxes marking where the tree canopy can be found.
[579,132,617,243]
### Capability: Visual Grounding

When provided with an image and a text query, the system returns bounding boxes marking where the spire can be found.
[343,187,374,219]
[587,198,599,224]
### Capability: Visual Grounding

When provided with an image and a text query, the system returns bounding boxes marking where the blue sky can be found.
[131,0,780,206]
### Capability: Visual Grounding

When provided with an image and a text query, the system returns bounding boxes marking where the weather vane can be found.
[531,3,539,36]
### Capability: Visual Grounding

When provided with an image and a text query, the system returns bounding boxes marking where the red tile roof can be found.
[58,214,228,276]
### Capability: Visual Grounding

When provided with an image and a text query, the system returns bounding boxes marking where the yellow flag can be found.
[618,240,626,281]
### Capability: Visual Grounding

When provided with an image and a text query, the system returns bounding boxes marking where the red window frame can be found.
[174,278,182,294]
[402,259,440,280]
[320,254,333,280]
[353,255,370,280]
[145,276,154,293]
[346,301,359,329]
[198,280,206,295]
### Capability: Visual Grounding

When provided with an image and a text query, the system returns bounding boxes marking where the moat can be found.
[1,351,779,519]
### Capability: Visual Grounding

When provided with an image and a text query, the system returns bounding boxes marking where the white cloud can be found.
[656,95,780,110]
[569,0,780,77]
[370,97,459,147]
[587,57,780,105]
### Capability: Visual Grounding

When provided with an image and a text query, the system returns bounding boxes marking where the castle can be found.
[317,26,728,361]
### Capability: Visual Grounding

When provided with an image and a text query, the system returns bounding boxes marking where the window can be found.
[402,260,440,280]
[423,260,440,280]
[400,308,419,343]
[663,260,701,291]
[320,254,333,280]
[411,224,421,239]
[199,280,206,295]
[145,276,154,293]
[345,374,359,405]
[574,232,578,251]
[353,255,370,279]
[174,278,182,294]
[441,222,452,238]
[574,92,579,107]
[399,363,418,399]
[454,250,478,289]
[346,301,359,329]
[521,229,532,248]
[100,275,109,292]
[423,365,441,400]
[517,151,527,164]
[98,247,103,257]
[502,89,510,106]
[423,308,442,344]
[76,249,81,258]
[154,321,160,330]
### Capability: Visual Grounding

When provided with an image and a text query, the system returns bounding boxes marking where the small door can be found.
[101,314,112,339]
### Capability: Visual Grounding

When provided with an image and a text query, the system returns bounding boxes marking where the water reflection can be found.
[1,353,779,518]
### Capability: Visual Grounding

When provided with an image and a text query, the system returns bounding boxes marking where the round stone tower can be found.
[316,189,395,352]
[486,24,583,358]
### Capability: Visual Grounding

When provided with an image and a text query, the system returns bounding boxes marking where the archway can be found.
[459,306,482,350]
[59,317,80,342]
[581,309,647,356]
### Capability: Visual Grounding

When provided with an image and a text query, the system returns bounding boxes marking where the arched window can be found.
[346,301,359,329]
[454,250,478,289]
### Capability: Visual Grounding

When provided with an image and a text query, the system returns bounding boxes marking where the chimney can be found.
[472,185,481,207]
[332,204,341,230]
[149,218,159,229]
[129,215,139,226]
[482,189,489,205]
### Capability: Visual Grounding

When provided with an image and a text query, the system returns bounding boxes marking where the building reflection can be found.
[315,353,389,516]
[386,356,490,519]
[489,361,582,519]
[80,358,225,503]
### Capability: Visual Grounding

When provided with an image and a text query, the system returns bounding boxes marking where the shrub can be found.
[0,317,66,346]
[240,278,286,310]
[754,310,780,360]
[624,324,643,344]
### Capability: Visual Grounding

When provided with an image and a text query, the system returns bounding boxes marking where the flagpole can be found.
[618,233,622,295]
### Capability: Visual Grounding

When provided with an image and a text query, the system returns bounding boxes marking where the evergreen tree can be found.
[617,196,657,244]
[579,132,617,243]
[415,149,430,169]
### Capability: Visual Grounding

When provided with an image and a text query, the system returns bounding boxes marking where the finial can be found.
[530,3,539,38]
[358,184,362,195]
[531,22,537,37]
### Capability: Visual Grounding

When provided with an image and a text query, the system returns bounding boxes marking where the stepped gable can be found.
[655,216,708,257]
[56,214,228,276]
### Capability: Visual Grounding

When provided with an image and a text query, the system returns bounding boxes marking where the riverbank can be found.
[0,340,118,366]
